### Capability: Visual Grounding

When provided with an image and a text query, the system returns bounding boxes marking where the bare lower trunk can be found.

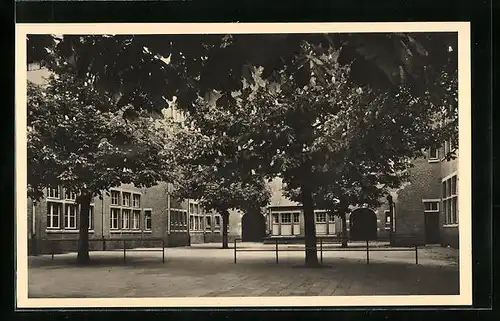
[341,212,348,248]
[302,184,319,266]
[221,209,229,249]
[77,193,92,265]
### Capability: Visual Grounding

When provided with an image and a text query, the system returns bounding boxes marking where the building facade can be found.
[27,183,233,255]
[263,146,459,249]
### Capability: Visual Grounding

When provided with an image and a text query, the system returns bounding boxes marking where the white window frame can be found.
[89,205,94,230]
[214,215,221,228]
[315,212,327,223]
[47,187,60,199]
[428,146,439,162]
[442,174,458,226]
[132,210,141,230]
[122,192,131,207]
[132,194,141,208]
[292,213,300,223]
[111,191,120,205]
[422,199,440,213]
[64,204,78,229]
[280,212,292,224]
[110,207,120,230]
[122,209,131,230]
[144,209,152,231]
[205,215,212,229]
[46,202,61,229]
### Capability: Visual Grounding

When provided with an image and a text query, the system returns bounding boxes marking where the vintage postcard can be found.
[15,22,472,308]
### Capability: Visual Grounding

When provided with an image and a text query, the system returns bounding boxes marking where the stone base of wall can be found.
[440,227,459,249]
[392,233,425,247]
[32,237,166,255]
[167,233,190,247]
[204,233,222,243]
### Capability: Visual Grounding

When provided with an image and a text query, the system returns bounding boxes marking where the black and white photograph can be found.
[15,23,471,308]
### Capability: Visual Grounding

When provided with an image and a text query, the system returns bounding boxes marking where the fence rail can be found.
[41,238,166,263]
[234,236,421,265]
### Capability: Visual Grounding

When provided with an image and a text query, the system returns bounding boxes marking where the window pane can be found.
[451,176,457,195]
[293,213,300,223]
[273,214,279,223]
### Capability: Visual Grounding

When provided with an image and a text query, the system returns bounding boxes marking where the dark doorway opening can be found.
[424,212,440,244]
[242,211,266,242]
[349,208,378,241]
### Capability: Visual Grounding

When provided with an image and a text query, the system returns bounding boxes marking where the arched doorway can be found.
[349,208,378,241]
[242,211,266,242]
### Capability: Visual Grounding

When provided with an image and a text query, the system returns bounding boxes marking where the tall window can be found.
[65,204,78,229]
[428,147,439,161]
[328,213,335,222]
[46,202,61,229]
[122,209,131,229]
[132,210,140,229]
[110,208,120,229]
[442,175,458,225]
[89,205,94,230]
[133,194,140,208]
[122,192,131,207]
[64,190,77,200]
[206,216,212,229]
[47,187,60,199]
[189,215,194,230]
[273,214,279,223]
[214,215,221,227]
[111,191,119,205]
[384,210,391,228]
[144,210,152,230]
[293,213,300,223]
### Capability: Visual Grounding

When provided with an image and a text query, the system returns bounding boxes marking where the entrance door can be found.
[424,213,440,244]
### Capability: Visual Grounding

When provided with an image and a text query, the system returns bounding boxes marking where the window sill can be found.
[443,224,458,228]
[428,159,440,163]
[110,230,149,234]
[46,229,94,234]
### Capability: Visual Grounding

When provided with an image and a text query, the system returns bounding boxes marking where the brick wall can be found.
[391,158,441,246]
[440,156,459,248]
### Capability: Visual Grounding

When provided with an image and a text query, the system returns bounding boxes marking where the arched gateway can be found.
[349,208,378,241]
[241,211,266,242]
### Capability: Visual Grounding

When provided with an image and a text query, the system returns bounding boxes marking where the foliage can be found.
[27,71,174,201]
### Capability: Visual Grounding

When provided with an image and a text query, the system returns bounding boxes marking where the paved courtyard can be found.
[27,242,459,298]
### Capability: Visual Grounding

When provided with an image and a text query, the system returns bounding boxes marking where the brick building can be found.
[263,146,460,249]
[26,63,241,255]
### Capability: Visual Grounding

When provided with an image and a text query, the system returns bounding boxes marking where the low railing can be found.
[42,238,166,263]
[234,236,421,265]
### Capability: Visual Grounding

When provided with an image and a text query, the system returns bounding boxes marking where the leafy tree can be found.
[183,44,452,265]
[170,126,271,249]
[27,71,174,264]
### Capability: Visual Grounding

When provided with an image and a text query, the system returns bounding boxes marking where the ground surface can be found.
[28,242,459,298]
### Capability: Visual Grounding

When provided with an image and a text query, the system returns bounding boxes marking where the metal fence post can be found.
[366,240,370,264]
[123,240,126,263]
[275,239,279,264]
[162,239,165,264]
[320,238,323,264]
[415,245,418,265]
[234,238,237,264]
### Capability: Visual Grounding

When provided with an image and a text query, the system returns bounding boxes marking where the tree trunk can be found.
[341,212,348,248]
[221,209,230,249]
[301,183,319,266]
[77,193,92,265]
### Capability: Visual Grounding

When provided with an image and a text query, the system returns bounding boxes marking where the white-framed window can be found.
[122,209,131,229]
[46,202,61,229]
[315,212,327,223]
[442,175,458,225]
[428,146,439,161]
[189,215,194,230]
[214,215,221,227]
[189,203,195,214]
[122,192,131,207]
[64,189,77,200]
[205,216,212,229]
[273,214,280,224]
[64,204,78,229]
[132,210,140,229]
[384,210,391,227]
[281,213,291,223]
[133,194,140,208]
[110,208,120,229]
[144,210,152,230]
[328,213,335,222]
[47,187,60,199]
[423,200,440,212]
[89,205,94,230]
[111,191,119,205]
[293,213,300,223]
